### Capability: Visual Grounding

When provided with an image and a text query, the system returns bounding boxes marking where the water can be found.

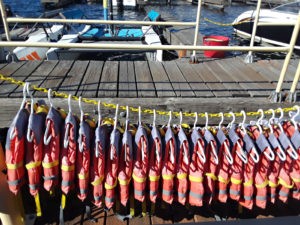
[4,0,257,41]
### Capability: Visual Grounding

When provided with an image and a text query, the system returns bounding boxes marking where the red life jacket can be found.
[282,122,299,200]
[26,101,47,197]
[132,124,149,202]
[118,129,133,206]
[77,115,95,201]
[228,125,245,202]
[215,128,232,203]
[148,126,162,203]
[105,128,120,209]
[61,112,77,195]
[42,106,64,192]
[90,124,107,207]
[203,129,218,204]
[249,125,273,209]
[189,128,206,206]
[161,126,176,204]
[175,127,190,205]
[238,128,259,210]
[6,108,29,194]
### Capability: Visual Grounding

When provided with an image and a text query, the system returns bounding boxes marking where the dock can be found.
[0,56,299,127]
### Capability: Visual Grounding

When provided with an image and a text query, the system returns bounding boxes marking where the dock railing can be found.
[0,0,299,102]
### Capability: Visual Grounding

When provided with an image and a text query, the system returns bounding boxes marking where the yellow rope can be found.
[0,74,296,118]
[203,17,251,26]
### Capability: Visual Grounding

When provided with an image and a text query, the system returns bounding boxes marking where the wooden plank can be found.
[58,60,89,96]
[204,60,250,97]
[78,61,104,98]
[176,61,214,97]
[9,60,59,97]
[191,63,232,97]
[216,59,270,97]
[134,61,156,98]
[148,61,175,97]
[98,61,119,97]
[1,61,42,97]
[118,61,137,98]
[105,209,128,225]
[34,60,74,97]
[163,61,195,97]
[269,60,296,81]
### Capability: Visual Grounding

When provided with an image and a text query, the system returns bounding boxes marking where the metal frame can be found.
[1,0,300,103]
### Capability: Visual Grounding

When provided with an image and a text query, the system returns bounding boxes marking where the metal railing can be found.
[0,0,299,102]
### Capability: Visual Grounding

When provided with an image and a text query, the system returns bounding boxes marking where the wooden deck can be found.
[0,57,298,99]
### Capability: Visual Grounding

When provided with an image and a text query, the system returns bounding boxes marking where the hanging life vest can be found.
[161,126,176,204]
[77,115,95,201]
[189,128,206,206]
[228,125,246,202]
[215,128,232,203]
[6,108,29,195]
[203,129,218,204]
[118,128,133,206]
[90,124,107,207]
[148,125,162,203]
[105,128,120,209]
[42,106,64,192]
[61,112,78,196]
[282,122,299,200]
[175,127,190,205]
[238,129,259,210]
[26,101,47,197]
[250,125,273,209]
[132,124,149,202]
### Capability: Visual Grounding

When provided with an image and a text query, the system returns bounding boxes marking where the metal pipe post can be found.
[244,0,261,63]
[0,0,11,42]
[103,0,108,21]
[271,11,300,102]
[190,0,202,63]
[288,60,300,102]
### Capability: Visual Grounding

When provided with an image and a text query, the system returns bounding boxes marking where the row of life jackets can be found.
[5,100,300,218]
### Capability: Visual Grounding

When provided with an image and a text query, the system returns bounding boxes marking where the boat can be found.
[40,0,74,8]
[112,0,137,8]
[232,1,300,49]
[46,6,163,61]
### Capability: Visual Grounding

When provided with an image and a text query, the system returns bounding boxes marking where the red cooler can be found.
[203,36,230,58]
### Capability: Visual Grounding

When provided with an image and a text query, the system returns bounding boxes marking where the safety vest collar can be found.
[291,129,300,149]
[204,129,217,153]
[47,106,63,137]
[243,132,259,154]
[150,126,162,153]
[256,134,271,155]
[65,112,78,143]
[177,127,189,164]
[122,130,133,158]
[78,120,91,151]
[135,124,148,147]
[278,132,294,151]
[95,125,107,155]
[110,128,121,156]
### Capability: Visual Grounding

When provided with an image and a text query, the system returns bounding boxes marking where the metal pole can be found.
[0,0,11,42]
[288,60,300,102]
[190,0,202,63]
[103,0,108,21]
[271,10,300,102]
[244,0,261,63]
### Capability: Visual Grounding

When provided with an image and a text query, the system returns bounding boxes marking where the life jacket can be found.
[215,127,232,203]
[175,127,190,205]
[25,101,47,196]
[249,125,273,209]
[238,128,259,210]
[282,122,299,200]
[118,128,133,206]
[61,111,77,195]
[6,108,29,194]
[148,125,162,203]
[203,129,218,204]
[132,124,149,202]
[42,106,64,192]
[77,115,95,201]
[161,126,176,204]
[228,124,246,202]
[267,126,286,203]
[189,128,206,206]
[105,128,120,209]
[90,124,107,207]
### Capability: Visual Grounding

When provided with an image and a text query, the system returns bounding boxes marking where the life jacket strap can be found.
[230,177,242,185]
[291,176,300,183]
[35,192,42,217]
[278,177,294,189]
[91,175,105,186]
[243,179,253,186]
[162,174,175,180]
[42,160,59,169]
[105,179,117,189]
[78,172,89,180]
[206,173,217,181]
[189,175,204,183]
[118,177,131,186]
[255,179,268,188]
[61,164,75,172]
[149,175,160,181]
[132,173,147,183]
[218,176,230,184]
[177,173,187,179]
[268,180,279,188]
[26,161,41,170]
[7,161,23,169]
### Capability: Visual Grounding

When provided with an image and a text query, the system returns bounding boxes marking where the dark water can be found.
[4,0,257,41]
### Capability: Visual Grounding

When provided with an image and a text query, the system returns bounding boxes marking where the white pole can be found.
[244,0,262,63]
[0,0,11,42]
[191,0,202,63]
